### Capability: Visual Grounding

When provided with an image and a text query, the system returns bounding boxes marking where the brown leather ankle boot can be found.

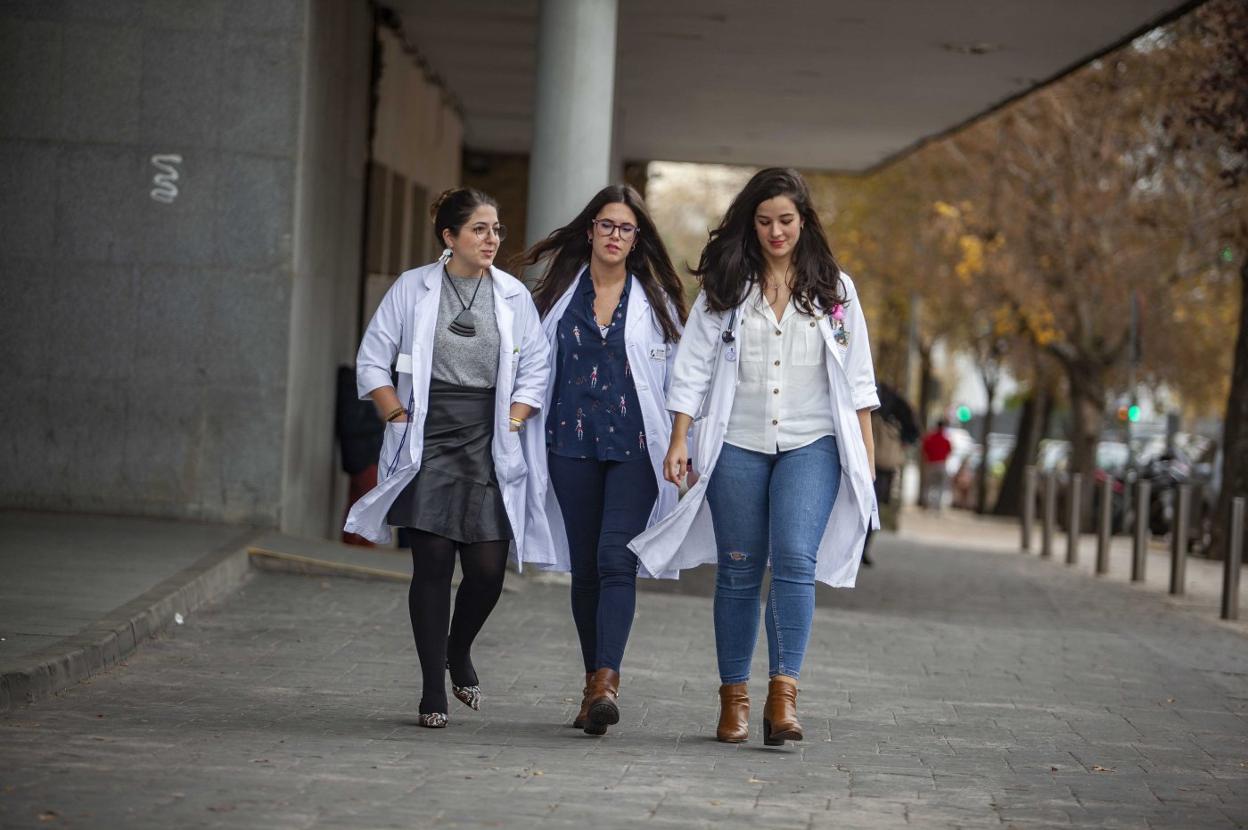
[716,683,749,743]
[762,675,802,746]
[572,672,592,729]
[584,668,620,735]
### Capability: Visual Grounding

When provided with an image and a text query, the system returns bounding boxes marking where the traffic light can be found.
[956,405,972,423]
[1127,405,1140,423]
[1117,406,1129,422]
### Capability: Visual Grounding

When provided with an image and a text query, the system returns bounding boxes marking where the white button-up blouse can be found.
[723,286,837,454]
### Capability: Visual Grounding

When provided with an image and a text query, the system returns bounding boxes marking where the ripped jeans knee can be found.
[716,548,765,597]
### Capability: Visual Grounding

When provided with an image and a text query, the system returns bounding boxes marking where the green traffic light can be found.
[956,405,972,423]
[1127,405,1141,422]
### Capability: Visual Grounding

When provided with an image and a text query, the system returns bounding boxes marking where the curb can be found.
[248,546,408,582]
[0,528,260,713]
[246,545,529,593]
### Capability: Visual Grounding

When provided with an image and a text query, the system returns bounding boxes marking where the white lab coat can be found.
[520,269,683,577]
[343,261,551,563]
[628,272,880,587]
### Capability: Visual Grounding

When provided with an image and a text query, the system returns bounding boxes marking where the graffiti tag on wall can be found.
[150,154,183,204]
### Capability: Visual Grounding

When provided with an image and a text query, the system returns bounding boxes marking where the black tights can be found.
[407,530,509,715]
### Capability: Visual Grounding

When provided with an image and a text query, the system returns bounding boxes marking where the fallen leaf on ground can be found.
[37,810,59,822]
[1090,765,1114,773]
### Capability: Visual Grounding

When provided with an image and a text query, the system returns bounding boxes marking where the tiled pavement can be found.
[1,534,1246,829]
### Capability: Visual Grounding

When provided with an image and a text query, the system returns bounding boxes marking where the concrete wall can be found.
[282,0,372,537]
[462,150,531,268]
[0,0,370,534]
[359,25,463,325]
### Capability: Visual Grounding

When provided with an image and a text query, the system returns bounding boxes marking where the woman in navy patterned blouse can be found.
[546,273,647,460]
[515,185,688,736]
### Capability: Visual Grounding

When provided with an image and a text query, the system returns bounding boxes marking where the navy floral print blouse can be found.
[547,273,647,462]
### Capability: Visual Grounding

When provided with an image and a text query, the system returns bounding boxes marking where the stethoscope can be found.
[383,319,415,479]
[383,385,414,479]
[721,307,740,344]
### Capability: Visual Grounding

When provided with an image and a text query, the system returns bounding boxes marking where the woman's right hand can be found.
[663,439,689,485]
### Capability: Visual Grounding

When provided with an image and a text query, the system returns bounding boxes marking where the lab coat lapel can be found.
[623,275,650,350]
[403,265,441,465]
[817,313,848,371]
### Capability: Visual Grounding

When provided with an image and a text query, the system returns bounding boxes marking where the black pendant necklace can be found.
[444,267,485,337]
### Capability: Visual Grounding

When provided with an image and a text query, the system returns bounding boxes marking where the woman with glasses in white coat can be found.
[345,188,550,728]
[514,185,688,736]
[630,168,879,747]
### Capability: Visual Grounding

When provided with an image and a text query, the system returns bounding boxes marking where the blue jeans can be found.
[548,454,657,673]
[706,436,841,684]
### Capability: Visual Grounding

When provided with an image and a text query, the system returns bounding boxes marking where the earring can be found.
[440,247,452,264]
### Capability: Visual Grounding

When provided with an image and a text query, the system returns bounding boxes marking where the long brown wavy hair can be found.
[511,185,688,342]
[692,167,847,315]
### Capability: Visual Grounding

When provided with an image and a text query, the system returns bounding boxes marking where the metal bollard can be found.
[1223,497,1244,621]
[1022,466,1036,553]
[1066,473,1082,565]
[1169,483,1191,595]
[1132,479,1150,582]
[1041,473,1057,559]
[1096,476,1112,575]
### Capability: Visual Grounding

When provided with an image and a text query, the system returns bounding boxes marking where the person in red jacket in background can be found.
[921,419,953,512]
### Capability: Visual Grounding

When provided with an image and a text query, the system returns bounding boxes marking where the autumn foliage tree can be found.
[814,2,1242,525]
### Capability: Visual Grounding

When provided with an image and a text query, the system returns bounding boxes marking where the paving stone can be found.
[2,535,1248,828]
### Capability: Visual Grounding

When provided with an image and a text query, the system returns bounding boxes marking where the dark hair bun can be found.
[430,188,460,222]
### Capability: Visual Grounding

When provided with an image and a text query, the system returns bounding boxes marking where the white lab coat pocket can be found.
[378,421,411,482]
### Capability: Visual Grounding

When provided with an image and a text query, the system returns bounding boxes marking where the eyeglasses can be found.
[469,223,507,241]
[591,219,639,241]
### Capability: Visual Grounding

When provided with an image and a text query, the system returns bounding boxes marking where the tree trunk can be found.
[1065,360,1104,532]
[976,382,997,514]
[917,345,935,503]
[994,383,1053,516]
[1209,260,1248,561]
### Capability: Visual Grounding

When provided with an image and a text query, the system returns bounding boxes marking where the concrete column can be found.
[525,0,618,245]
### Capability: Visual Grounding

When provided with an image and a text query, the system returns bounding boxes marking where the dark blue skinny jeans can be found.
[548,454,658,674]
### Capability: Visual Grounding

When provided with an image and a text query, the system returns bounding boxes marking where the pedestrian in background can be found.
[921,419,953,511]
[514,185,688,736]
[631,168,879,747]
[344,188,551,728]
[861,383,919,566]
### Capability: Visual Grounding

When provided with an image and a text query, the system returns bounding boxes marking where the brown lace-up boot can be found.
[762,675,802,746]
[716,683,749,743]
[584,668,620,736]
[572,672,593,729]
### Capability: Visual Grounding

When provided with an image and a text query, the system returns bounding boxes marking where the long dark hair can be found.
[513,185,688,342]
[693,167,846,315]
[431,187,498,247]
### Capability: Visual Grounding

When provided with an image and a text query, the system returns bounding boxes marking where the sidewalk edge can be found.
[0,528,260,713]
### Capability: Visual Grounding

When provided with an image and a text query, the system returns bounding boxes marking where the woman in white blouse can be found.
[629,168,878,747]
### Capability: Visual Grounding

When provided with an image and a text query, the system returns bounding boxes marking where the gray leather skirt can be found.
[386,379,513,543]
